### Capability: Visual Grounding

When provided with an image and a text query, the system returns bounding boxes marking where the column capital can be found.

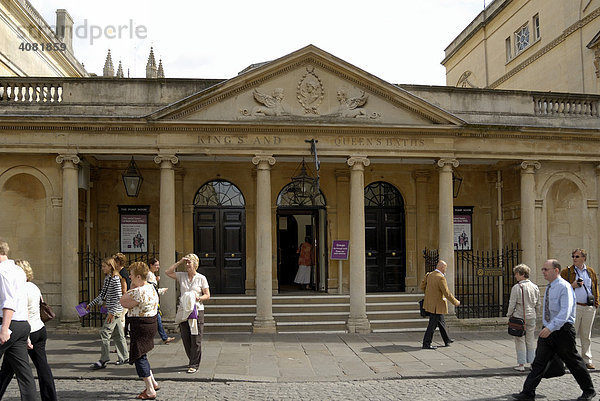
[436,158,459,169]
[347,156,370,168]
[56,154,80,165]
[520,160,541,172]
[595,164,600,175]
[413,170,431,182]
[252,155,276,167]
[154,154,179,166]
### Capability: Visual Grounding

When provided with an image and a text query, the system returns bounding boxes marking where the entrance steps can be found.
[204,293,428,334]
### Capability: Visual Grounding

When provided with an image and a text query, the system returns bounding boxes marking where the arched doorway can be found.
[193,180,245,294]
[364,181,406,292]
[276,183,327,292]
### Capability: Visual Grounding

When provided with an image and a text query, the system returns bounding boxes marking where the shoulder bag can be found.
[40,296,55,323]
[508,284,526,337]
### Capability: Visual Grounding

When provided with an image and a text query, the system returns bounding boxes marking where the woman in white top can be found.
[0,259,57,401]
[120,261,159,400]
[507,263,541,371]
[165,254,210,373]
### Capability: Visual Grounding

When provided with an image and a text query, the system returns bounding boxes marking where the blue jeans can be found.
[157,311,168,341]
[134,354,151,378]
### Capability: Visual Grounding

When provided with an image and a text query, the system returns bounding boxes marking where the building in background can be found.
[443,0,600,93]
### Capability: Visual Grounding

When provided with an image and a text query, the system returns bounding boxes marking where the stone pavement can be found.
[45,329,600,383]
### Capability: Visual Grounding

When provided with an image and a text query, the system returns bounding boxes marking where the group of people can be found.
[86,253,210,399]
[421,249,598,401]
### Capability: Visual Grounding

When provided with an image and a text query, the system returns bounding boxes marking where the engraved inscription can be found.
[334,137,425,147]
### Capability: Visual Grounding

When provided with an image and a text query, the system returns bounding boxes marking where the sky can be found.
[34,1,487,85]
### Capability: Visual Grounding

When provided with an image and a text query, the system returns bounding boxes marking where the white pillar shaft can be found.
[156,156,178,321]
[59,156,79,322]
[438,162,455,298]
[252,156,276,332]
[520,163,538,275]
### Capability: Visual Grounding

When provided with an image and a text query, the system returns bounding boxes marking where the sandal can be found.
[153,385,160,391]
[115,359,128,365]
[136,389,156,400]
[90,360,107,370]
[187,367,197,373]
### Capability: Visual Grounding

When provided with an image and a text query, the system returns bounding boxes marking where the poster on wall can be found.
[454,206,473,251]
[119,206,149,253]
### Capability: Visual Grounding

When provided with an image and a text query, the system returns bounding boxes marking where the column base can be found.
[346,317,371,334]
[252,317,277,333]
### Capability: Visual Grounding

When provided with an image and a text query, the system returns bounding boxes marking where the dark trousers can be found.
[0,326,57,401]
[521,323,594,396]
[0,320,36,401]
[422,313,451,346]
[134,354,151,378]
[179,310,204,369]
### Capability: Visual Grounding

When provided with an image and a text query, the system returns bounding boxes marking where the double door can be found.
[194,208,245,294]
[365,208,405,292]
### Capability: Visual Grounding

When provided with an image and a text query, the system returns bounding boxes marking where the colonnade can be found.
[56,153,542,332]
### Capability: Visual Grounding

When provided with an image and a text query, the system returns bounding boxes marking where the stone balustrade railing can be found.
[0,81,63,103]
[533,95,599,117]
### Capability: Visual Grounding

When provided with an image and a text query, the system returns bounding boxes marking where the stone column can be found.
[596,165,600,267]
[252,155,276,333]
[414,170,430,286]
[520,161,540,280]
[154,154,179,322]
[346,156,371,333]
[437,159,458,312]
[56,154,80,322]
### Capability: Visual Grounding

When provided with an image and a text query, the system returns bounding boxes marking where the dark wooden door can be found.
[194,208,245,294]
[365,208,405,292]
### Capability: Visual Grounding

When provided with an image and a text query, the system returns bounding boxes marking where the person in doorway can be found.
[147,258,174,344]
[294,237,313,290]
[513,259,595,401]
[560,248,599,370]
[0,260,57,401]
[507,264,541,371]
[165,254,210,373]
[420,260,460,349]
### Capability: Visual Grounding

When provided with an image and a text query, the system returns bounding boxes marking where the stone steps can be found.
[203,293,428,333]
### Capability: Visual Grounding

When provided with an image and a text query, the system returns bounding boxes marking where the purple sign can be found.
[331,240,350,260]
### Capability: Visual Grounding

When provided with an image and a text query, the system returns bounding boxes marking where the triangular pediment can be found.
[148,45,463,126]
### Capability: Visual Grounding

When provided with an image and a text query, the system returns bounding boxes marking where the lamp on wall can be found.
[452,171,463,198]
[122,156,143,197]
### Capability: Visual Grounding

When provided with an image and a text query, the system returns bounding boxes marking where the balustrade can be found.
[0,81,63,103]
[534,95,599,117]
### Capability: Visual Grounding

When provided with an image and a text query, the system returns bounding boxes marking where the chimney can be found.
[55,9,73,53]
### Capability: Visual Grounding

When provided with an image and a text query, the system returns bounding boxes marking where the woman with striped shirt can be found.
[87,257,129,369]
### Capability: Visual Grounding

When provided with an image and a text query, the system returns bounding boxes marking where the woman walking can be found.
[120,262,159,400]
[87,257,129,368]
[165,254,210,373]
[147,258,174,344]
[294,237,313,290]
[507,263,541,371]
[0,260,57,401]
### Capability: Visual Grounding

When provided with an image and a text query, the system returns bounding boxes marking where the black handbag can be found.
[508,284,526,337]
[418,299,430,317]
[40,298,55,323]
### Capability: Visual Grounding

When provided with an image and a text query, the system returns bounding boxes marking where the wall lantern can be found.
[291,158,317,197]
[452,171,463,198]
[122,157,143,197]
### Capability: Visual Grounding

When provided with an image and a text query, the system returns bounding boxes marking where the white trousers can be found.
[514,319,537,364]
[575,304,596,364]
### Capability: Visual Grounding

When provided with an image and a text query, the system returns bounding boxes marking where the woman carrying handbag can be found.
[507,264,541,371]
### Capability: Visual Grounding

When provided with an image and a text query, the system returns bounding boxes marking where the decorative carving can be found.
[242,88,288,117]
[520,160,541,171]
[252,155,276,167]
[154,155,179,166]
[56,154,80,165]
[335,88,380,119]
[347,156,370,168]
[456,71,477,88]
[436,159,459,168]
[296,66,323,114]
[594,47,600,78]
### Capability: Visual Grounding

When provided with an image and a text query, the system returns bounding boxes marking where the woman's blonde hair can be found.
[102,257,119,275]
[15,259,33,282]
[129,261,149,279]
[184,253,199,269]
[112,252,127,268]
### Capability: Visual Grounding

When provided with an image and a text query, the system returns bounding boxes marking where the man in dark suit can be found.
[421,260,460,349]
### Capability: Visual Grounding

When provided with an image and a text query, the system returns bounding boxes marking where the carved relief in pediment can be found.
[239,65,380,120]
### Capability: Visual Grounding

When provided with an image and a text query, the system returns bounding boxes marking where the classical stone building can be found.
[443,0,600,93]
[1,44,599,332]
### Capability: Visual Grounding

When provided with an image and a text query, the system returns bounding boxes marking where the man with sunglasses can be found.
[513,259,595,401]
[560,248,599,370]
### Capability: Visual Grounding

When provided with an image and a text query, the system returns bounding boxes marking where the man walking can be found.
[421,260,460,349]
[0,239,36,400]
[513,259,596,401]
[560,248,599,370]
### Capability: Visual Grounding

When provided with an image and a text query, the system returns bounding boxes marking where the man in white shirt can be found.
[0,240,36,400]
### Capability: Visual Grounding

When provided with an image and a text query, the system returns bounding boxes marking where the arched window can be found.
[277,182,326,207]
[193,180,245,207]
[364,181,404,207]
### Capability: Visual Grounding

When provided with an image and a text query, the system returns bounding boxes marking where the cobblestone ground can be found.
[1,375,595,400]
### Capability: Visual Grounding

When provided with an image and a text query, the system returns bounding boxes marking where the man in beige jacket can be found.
[421,260,460,350]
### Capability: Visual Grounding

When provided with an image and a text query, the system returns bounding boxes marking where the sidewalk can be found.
[45,329,600,383]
